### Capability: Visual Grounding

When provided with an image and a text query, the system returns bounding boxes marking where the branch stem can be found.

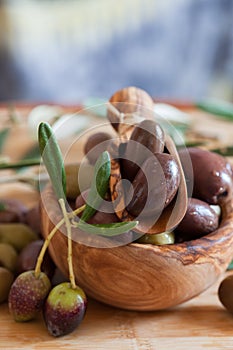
[59,198,76,289]
[34,203,86,279]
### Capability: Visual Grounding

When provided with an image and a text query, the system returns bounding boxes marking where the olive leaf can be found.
[0,202,6,211]
[196,99,233,121]
[0,128,10,154]
[77,220,138,236]
[211,146,233,157]
[81,151,111,222]
[0,158,41,170]
[227,260,233,270]
[38,122,66,200]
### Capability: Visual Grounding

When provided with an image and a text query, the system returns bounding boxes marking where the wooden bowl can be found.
[41,185,233,311]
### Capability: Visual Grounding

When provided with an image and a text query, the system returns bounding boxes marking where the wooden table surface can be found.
[0,275,233,350]
[0,104,233,349]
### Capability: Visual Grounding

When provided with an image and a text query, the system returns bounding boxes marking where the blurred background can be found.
[0,0,232,103]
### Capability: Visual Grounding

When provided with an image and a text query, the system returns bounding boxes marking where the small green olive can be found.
[66,163,94,200]
[137,231,175,245]
[0,223,37,252]
[0,243,18,272]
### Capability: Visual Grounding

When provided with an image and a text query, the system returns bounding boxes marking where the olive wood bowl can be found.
[41,185,233,311]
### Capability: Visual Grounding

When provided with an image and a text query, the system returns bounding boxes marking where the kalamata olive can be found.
[84,132,112,165]
[121,120,165,181]
[75,190,120,224]
[17,240,55,278]
[179,148,233,204]
[155,153,181,206]
[0,198,27,223]
[126,154,180,217]
[137,231,175,245]
[175,198,219,242]
[218,275,233,314]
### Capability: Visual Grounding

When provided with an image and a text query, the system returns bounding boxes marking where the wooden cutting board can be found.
[0,104,233,349]
[0,275,233,350]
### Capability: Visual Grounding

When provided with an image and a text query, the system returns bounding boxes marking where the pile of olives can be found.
[83,120,233,245]
[0,198,63,296]
[83,120,181,233]
[0,197,87,337]
[0,198,39,304]
[176,147,233,242]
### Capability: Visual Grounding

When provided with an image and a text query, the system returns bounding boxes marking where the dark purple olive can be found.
[84,132,112,165]
[155,153,181,207]
[126,153,180,217]
[218,275,233,315]
[121,120,165,181]
[75,190,119,224]
[9,270,51,322]
[0,198,27,223]
[179,148,233,205]
[175,198,219,242]
[17,240,55,278]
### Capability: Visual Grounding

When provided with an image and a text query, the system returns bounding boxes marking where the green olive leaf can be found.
[196,99,233,121]
[0,202,7,211]
[77,220,138,236]
[38,122,66,200]
[210,146,233,157]
[81,151,111,222]
[0,128,10,154]
[227,260,233,270]
[0,158,41,170]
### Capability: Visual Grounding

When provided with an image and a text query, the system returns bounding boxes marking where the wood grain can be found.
[1,274,233,349]
[107,86,154,132]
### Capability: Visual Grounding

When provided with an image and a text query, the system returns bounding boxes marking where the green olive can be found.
[66,163,94,200]
[137,231,175,245]
[0,243,18,272]
[0,267,14,303]
[0,223,37,252]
